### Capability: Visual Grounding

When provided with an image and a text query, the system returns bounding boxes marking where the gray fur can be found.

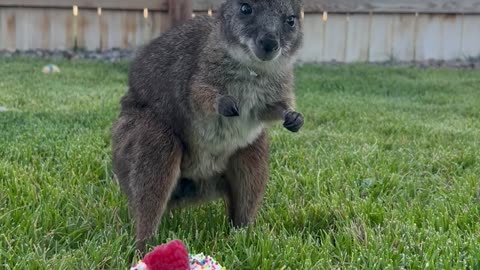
[112,0,304,253]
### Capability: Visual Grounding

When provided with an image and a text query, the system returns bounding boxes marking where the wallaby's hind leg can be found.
[225,131,269,227]
[128,126,183,253]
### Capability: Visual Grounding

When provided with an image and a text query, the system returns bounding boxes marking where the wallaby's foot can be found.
[283,111,304,132]
[218,95,239,117]
[135,239,147,257]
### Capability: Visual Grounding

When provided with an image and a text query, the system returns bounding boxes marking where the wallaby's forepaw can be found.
[283,111,304,132]
[218,95,239,117]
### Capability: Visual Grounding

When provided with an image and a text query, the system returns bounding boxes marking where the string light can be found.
[322,11,328,22]
[144,8,149,19]
[300,8,305,20]
[208,9,213,16]
[192,13,196,18]
[73,5,78,16]
[97,7,102,16]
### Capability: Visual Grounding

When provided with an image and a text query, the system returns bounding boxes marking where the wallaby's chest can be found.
[181,73,282,180]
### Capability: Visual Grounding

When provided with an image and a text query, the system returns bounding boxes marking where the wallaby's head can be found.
[219,0,303,63]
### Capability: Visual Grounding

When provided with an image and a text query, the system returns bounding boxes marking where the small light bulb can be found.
[322,11,328,22]
[144,8,149,19]
[208,9,213,17]
[97,7,102,16]
[73,5,78,16]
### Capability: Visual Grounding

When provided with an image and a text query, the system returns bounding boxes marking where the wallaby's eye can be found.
[287,16,296,27]
[240,3,253,15]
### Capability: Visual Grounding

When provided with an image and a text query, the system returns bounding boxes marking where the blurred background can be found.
[0,0,479,63]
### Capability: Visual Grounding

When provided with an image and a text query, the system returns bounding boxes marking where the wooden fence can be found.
[0,0,480,62]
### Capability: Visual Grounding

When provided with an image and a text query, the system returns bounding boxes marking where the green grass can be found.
[1,58,480,269]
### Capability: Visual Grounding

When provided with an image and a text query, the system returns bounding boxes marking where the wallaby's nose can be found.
[258,35,279,53]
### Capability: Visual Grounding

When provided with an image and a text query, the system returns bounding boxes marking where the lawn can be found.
[1,58,479,269]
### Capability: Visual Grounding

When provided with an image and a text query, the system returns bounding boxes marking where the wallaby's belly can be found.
[181,114,264,180]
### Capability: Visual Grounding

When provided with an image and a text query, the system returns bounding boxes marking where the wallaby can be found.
[112,0,304,252]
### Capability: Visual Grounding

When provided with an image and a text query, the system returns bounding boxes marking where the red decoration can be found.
[141,240,190,270]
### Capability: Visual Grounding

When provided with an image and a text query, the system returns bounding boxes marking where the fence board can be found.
[415,15,444,60]
[102,11,123,49]
[10,9,23,50]
[100,10,151,50]
[132,11,152,48]
[189,0,480,13]
[391,14,416,61]
[14,8,30,50]
[99,9,107,49]
[122,11,138,48]
[140,11,154,46]
[169,0,193,27]
[441,14,463,60]
[411,14,469,61]
[0,8,16,50]
[77,9,100,50]
[1,3,479,62]
[298,14,325,62]
[151,11,169,38]
[192,0,222,11]
[151,11,162,40]
[0,0,169,11]
[369,14,394,62]
[323,14,347,61]
[345,14,370,62]
[303,0,480,14]
[48,9,73,50]
[4,0,480,13]
[30,9,51,49]
[462,15,480,58]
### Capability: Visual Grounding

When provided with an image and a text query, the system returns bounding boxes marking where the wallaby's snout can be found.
[255,32,280,61]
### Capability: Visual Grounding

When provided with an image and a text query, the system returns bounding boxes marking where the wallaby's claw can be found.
[218,95,240,117]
